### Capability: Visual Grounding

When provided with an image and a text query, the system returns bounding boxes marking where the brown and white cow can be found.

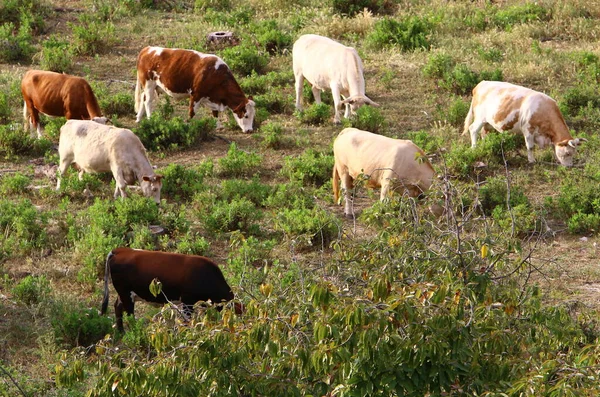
[333,128,435,217]
[464,80,587,166]
[57,120,163,203]
[21,70,106,139]
[101,247,237,332]
[293,34,379,124]
[135,46,255,133]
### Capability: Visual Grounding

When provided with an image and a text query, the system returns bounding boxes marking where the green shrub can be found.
[226,232,275,286]
[175,231,210,256]
[219,177,272,206]
[217,142,263,177]
[404,130,444,154]
[567,212,600,234]
[559,84,600,118]
[254,91,292,115]
[135,115,215,151]
[0,124,51,158]
[265,182,316,210]
[296,103,330,125]
[366,16,431,51]
[194,0,232,12]
[479,176,530,216]
[0,172,30,195]
[220,43,268,77]
[492,3,550,30]
[121,316,151,349]
[444,96,471,126]
[351,106,386,134]
[100,92,134,117]
[56,170,104,198]
[69,14,116,55]
[37,36,74,72]
[240,71,294,96]
[477,46,504,63]
[203,197,262,235]
[202,7,254,26]
[253,20,292,54]
[0,91,10,123]
[51,304,113,347]
[12,275,51,305]
[282,149,334,186]
[274,207,341,249]
[260,122,285,149]
[158,163,207,201]
[332,0,396,16]
[423,53,455,79]
[0,21,34,62]
[0,198,48,259]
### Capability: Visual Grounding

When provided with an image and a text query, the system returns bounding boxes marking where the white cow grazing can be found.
[333,128,435,217]
[57,120,163,203]
[293,34,379,124]
[464,80,587,166]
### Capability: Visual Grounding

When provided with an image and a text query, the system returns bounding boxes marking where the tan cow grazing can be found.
[293,34,379,124]
[135,46,255,133]
[102,248,239,332]
[21,70,106,139]
[57,120,163,203]
[333,128,435,217]
[464,80,587,166]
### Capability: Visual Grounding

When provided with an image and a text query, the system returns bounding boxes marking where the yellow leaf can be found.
[481,244,489,259]
[290,313,299,327]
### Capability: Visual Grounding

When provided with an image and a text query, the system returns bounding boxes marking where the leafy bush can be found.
[478,176,530,216]
[443,96,471,126]
[274,207,341,249]
[252,20,292,54]
[265,182,316,210]
[259,122,291,149]
[218,177,272,206]
[203,197,262,235]
[0,172,31,195]
[69,14,116,55]
[135,115,215,151]
[0,21,34,62]
[51,304,113,347]
[37,36,74,72]
[366,16,431,51]
[0,124,52,158]
[158,163,207,201]
[217,142,263,177]
[0,198,48,259]
[240,71,294,96]
[559,84,600,118]
[282,149,334,186]
[296,103,330,125]
[220,43,268,76]
[194,0,232,12]
[12,275,51,305]
[404,130,444,154]
[253,91,293,115]
[100,92,134,117]
[567,212,600,234]
[351,106,386,134]
[175,231,210,256]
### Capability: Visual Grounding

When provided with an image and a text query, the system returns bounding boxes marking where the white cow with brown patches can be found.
[333,128,435,217]
[135,46,255,133]
[57,120,163,203]
[293,34,379,124]
[464,81,586,166]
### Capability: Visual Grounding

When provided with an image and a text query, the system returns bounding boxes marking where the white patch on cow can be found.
[148,46,164,56]
[197,97,226,113]
[191,51,226,70]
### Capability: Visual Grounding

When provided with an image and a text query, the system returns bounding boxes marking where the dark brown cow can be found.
[21,70,106,139]
[134,46,255,133]
[101,247,237,332]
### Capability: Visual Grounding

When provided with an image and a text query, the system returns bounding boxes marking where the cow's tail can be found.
[462,100,474,136]
[333,163,340,204]
[22,101,29,128]
[101,250,114,315]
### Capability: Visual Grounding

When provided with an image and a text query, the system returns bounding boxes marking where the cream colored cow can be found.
[57,120,163,203]
[293,34,379,124]
[333,128,435,217]
[464,80,586,166]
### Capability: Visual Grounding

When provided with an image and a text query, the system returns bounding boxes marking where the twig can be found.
[0,363,28,397]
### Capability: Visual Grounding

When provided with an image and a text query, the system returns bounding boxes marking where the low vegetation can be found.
[2,0,600,395]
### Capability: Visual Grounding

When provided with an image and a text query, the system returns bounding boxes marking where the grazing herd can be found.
[17,33,587,331]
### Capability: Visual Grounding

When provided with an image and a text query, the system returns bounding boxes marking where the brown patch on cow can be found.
[528,99,571,143]
[492,93,524,129]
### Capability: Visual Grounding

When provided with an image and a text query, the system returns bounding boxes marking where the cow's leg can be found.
[312,86,322,104]
[56,154,73,191]
[294,73,304,111]
[138,81,156,122]
[330,85,342,124]
[212,110,223,130]
[112,167,128,199]
[24,101,42,138]
[115,295,135,333]
[342,95,351,119]
[523,131,536,163]
[468,119,485,148]
[339,171,354,217]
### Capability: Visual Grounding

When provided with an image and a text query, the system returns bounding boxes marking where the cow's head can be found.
[555,138,587,166]
[340,95,380,115]
[232,97,255,133]
[141,175,163,203]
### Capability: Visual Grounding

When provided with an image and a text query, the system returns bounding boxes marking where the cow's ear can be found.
[154,175,163,181]
[556,139,570,147]
[142,175,151,181]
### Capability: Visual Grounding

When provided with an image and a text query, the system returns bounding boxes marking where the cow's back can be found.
[59,120,121,173]
[293,35,361,89]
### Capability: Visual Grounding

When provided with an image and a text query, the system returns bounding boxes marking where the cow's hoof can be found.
[344,213,354,219]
